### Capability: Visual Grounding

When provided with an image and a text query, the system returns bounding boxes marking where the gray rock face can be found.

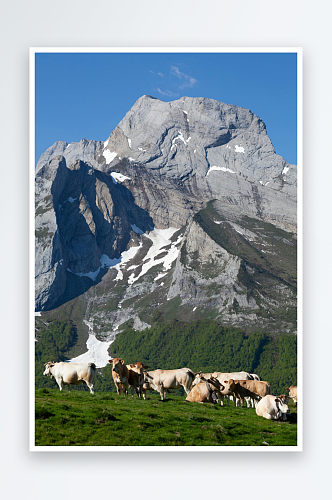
[35,95,297,337]
[167,220,243,308]
[36,138,103,174]
[95,95,296,231]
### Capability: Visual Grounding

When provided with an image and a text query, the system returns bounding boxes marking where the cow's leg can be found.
[86,382,94,394]
[159,385,165,401]
[138,385,142,399]
[262,412,273,420]
[123,382,129,396]
[56,377,63,391]
[237,395,244,407]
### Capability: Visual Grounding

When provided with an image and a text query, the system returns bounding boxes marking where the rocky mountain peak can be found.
[35,95,297,338]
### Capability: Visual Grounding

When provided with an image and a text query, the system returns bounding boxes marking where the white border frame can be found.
[29,47,303,452]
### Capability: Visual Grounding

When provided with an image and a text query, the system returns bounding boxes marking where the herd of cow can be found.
[42,358,297,421]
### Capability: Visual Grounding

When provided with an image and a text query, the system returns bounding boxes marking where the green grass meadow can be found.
[35,387,297,448]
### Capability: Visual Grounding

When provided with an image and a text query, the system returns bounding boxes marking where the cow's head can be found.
[143,371,152,382]
[130,362,149,374]
[221,379,234,396]
[208,377,224,391]
[43,362,55,378]
[275,396,290,419]
[192,373,204,387]
[109,358,125,374]
[225,379,236,390]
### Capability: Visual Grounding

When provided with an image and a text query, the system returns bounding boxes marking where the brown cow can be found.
[223,379,270,407]
[109,358,129,395]
[127,362,149,398]
[186,376,228,403]
[191,373,229,404]
[211,371,252,406]
[285,385,298,405]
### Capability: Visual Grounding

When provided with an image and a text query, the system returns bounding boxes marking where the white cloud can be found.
[156,88,179,98]
[170,66,197,89]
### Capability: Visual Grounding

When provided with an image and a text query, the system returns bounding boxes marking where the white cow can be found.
[43,361,96,394]
[143,368,195,401]
[256,395,290,421]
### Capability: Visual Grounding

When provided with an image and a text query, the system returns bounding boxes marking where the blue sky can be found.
[35,51,297,165]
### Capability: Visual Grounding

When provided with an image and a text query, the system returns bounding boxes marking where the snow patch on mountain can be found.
[69,243,142,282]
[68,320,113,368]
[128,227,181,284]
[207,166,236,176]
[172,130,187,146]
[111,172,131,183]
[103,150,117,164]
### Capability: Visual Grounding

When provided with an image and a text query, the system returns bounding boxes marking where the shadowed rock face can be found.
[35,95,297,335]
[35,156,153,311]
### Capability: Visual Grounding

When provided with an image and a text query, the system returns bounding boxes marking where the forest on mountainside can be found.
[35,318,296,395]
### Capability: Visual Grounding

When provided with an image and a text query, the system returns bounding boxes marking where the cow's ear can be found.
[144,365,149,369]
[275,398,280,403]
[120,359,125,364]
[108,359,112,364]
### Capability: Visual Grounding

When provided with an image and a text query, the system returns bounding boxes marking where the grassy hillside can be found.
[35,388,297,447]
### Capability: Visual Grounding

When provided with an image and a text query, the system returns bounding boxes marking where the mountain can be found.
[35,95,297,352]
